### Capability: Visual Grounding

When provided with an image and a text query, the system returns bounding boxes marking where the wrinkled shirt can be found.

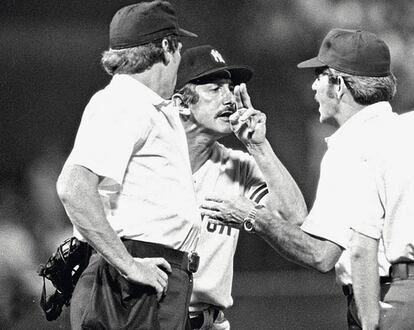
[301,102,394,285]
[66,74,201,252]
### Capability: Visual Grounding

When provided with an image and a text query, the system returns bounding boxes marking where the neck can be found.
[336,97,365,127]
[184,124,220,174]
[337,106,365,127]
[130,62,172,99]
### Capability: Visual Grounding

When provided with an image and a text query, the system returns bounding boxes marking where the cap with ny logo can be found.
[175,45,253,91]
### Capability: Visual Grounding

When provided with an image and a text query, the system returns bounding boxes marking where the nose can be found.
[223,87,235,105]
[311,78,318,91]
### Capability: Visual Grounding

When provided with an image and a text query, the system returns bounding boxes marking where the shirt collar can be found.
[111,74,168,107]
[325,101,393,148]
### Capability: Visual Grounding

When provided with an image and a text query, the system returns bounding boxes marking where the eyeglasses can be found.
[315,67,352,91]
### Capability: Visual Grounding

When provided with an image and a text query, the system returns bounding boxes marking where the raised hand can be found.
[230,83,267,145]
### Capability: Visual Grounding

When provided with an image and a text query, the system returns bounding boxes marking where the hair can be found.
[177,83,200,106]
[101,35,179,76]
[329,68,397,105]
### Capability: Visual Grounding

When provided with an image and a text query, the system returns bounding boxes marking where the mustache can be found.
[216,103,237,118]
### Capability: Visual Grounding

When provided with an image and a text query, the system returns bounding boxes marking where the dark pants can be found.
[380,276,414,329]
[70,240,193,330]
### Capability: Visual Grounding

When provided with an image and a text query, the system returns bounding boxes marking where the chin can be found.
[221,123,233,134]
[319,114,327,123]
[320,115,339,127]
[317,106,329,123]
[214,126,232,136]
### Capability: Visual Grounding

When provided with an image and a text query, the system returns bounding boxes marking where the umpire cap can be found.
[110,1,197,50]
[176,45,253,91]
[297,28,391,77]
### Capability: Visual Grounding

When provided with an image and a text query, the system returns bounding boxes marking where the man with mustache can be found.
[173,45,306,329]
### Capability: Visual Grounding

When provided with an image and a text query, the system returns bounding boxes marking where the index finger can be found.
[239,83,253,109]
[234,85,243,110]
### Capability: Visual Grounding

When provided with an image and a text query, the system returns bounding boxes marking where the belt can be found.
[122,238,199,273]
[390,262,414,280]
[190,308,219,329]
[342,276,391,296]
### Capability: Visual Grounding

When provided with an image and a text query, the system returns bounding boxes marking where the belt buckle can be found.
[187,251,200,273]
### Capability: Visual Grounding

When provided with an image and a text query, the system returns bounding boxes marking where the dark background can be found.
[1,1,413,329]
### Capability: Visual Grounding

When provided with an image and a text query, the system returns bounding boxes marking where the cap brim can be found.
[177,28,198,38]
[191,65,253,85]
[191,70,232,85]
[297,56,327,69]
[227,65,254,85]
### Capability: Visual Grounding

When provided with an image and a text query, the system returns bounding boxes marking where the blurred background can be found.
[1,0,414,329]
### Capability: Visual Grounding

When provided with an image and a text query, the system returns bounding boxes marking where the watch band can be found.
[243,204,265,233]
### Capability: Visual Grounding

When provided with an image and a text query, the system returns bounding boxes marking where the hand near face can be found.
[200,194,256,229]
[230,83,267,145]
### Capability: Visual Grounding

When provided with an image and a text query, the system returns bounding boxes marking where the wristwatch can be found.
[243,204,265,233]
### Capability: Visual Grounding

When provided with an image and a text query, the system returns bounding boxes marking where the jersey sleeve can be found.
[242,154,268,204]
[66,91,151,186]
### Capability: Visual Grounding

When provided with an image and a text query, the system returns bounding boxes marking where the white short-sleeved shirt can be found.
[66,74,201,252]
[190,142,268,311]
[350,110,414,264]
[301,102,394,285]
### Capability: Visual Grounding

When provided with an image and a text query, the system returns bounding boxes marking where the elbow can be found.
[56,169,77,207]
[56,174,70,204]
[314,260,333,274]
[313,252,336,274]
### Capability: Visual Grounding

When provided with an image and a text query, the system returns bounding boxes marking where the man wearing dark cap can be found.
[206,28,407,329]
[173,45,306,329]
[56,1,200,329]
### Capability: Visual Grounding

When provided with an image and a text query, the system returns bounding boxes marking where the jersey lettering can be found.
[205,218,232,236]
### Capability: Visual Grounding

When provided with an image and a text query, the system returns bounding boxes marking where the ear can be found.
[172,93,191,116]
[161,38,171,65]
[335,76,346,100]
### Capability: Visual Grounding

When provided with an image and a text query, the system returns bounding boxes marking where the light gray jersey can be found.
[190,142,268,311]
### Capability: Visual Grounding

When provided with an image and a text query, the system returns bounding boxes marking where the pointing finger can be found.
[234,85,244,110]
[240,83,253,108]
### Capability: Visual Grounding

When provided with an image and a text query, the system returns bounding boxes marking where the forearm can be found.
[246,139,307,225]
[57,166,135,276]
[64,194,135,276]
[351,231,380,330]
[254,207,339,273]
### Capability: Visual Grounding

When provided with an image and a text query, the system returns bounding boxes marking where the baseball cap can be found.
[109,1,197,50]
[175,45,253,91]
[297,28,391,77]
